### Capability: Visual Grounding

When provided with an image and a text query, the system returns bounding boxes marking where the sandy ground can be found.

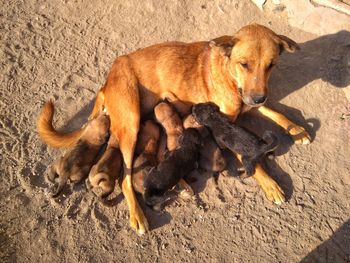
[1,0,350,262]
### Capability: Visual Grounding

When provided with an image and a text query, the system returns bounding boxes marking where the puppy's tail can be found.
[37,90,105,148]
[262,130,279,155]
[37,101,85,148]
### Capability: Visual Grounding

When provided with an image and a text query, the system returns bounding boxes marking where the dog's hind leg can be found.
[103,61,149,234]
[118,127,149,234]
[236,154,285,204]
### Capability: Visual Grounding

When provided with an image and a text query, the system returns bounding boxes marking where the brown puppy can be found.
[86,135,122,201]
[132,120,160,195]
[46,103,110,197]
[38,24,311,234]
[154,102,184,151]
[183,114,226,173]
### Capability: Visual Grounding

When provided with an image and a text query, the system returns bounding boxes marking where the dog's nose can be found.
[252,95,266,104]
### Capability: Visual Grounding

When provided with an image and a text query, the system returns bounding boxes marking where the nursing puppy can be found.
[154,102,195,196]
[86,135,122,201]
[154,101,183,152]
[132,120,160,195]
[143,128,201,209]
[192,103,278,177]
[183,114,226,173]
[48,112,110,197]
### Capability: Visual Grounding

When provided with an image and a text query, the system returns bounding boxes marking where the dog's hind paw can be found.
[129,205,149,235]
[288,125,311,145]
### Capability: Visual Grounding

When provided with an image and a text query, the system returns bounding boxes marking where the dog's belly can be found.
[139,85,162,115]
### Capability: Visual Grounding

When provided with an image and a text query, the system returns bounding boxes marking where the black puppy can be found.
[192,103,278,177]
[143,128,201,209]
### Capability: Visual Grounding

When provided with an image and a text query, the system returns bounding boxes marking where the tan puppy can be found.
[86,135,122,201]
[38,24,311,234]
[154,102,184,151]
[45,102,110,197]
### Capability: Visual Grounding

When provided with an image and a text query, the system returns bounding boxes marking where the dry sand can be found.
[1,0,350,262]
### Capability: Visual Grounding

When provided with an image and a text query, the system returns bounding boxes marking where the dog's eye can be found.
[240,62,249,69]
[267,63,275,70]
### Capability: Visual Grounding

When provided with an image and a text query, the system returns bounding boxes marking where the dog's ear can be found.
[277,34,300,53]
[210,35,239,57]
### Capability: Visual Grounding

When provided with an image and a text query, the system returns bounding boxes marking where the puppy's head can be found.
[211,24,300,107]
[85,113,110,145]
[178,128,202,147]
[191,103,220,124]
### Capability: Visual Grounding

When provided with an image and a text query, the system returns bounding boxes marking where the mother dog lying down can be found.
[37,24,311,235]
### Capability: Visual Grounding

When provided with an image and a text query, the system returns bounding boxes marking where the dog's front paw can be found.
[260,179,285,205]
[130,205,149,235]
[288,125,311,145]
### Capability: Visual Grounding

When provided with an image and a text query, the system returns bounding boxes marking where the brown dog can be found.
[38,24,311,234]
[86,135,122,201]
[44,102,110,197]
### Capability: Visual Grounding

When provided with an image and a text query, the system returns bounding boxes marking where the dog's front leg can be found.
[258,106,311,145]
[236,154,285,204]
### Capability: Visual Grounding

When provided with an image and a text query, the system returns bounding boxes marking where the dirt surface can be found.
[1,0,350,262]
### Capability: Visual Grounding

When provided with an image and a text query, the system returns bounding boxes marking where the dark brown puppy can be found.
[132,120,160,195]
[183,114,226,173]
[143,128,201,209]
[86,135,122,201]
[192,103,278,177]
[48,110,110,197]
[155,102,195,196]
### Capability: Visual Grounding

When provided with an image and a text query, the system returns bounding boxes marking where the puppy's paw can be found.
[288,125,311,145]
[178,179,194,198]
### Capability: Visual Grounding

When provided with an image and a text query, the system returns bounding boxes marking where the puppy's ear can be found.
[210,35,239,57]
[277,34,300,53]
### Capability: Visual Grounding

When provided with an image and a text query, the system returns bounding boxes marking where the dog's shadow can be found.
[50,30,350,223]
[299,219,350,262]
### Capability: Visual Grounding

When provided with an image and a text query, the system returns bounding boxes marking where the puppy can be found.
[132,120,160,195]
[154,102,195,196]
[86,135,122,201]
[192,103,278,177]
[154,101,183,151]
[183,114,226,173]
[143,128,201,209]
[48,112,110,197]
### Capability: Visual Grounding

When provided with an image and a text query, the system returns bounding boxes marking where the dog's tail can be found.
[262,130,279,155]
[37,101,86,148]
[37,90,105,148]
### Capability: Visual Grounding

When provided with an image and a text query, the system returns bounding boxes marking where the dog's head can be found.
[191,103,220,124]
[212,24,300,107]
